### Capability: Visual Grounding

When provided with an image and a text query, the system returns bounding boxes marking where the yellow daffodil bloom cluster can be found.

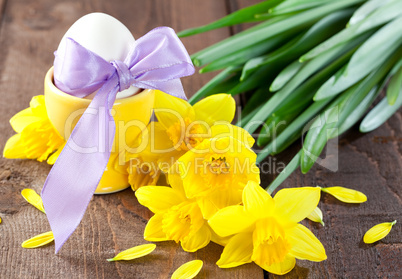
[131,92,330,275]
[125,91,255,190]
[9,92,396,276]
[132,92,328,275]
[3,92,250,192]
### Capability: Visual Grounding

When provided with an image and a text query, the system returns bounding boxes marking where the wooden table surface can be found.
[0,0,401,278]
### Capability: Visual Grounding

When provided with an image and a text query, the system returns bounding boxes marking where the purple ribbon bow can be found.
[41,26,194,253]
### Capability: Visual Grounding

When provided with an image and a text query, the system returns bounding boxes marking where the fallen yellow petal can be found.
[0,217,2,224]
[21,189,45,213]
[307,207,325,226]
[21,231,54,248]
[363,220,397,244]
[320,186,367,203]
[107,243,156,262]
[171,260,203,279]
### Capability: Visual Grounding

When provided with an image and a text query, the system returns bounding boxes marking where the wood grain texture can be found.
[0,0,264,278]
[0,0,401,278]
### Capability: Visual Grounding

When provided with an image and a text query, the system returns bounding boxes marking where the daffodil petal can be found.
[166,173,186,197]
[171,260,203,279]
[107,244,156,262]
[208,205,255,237]
[210,229,232,246]
[197,186,242,220]
[287,224,327,262]
[157,152,184,173]
[217,232,253,268]
[3,134,26,159]
[21,231,54,248]
[142,122,175,155]
[274,187,321,223]
[135,186,184,214]
[210,123,255,148]
[193,94,235,125]
[307,207,325,226]
[363,220,397,244]
[153,90,195,130]
[321,186,367,203]
[181,224,211,252]
[30,95,47,117]
[261,255,296,275]
[197,197,220,220]
[9,107,41,133]
[144,214,168,242]
[21,189,45,213]
[243,181,274,219]
[47,143,65,165]
[128,161,161,192]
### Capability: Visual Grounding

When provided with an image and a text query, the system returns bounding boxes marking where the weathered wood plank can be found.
[0,0,5,22]
[0,0,264,278]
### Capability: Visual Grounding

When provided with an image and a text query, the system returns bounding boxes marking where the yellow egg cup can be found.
[44,67,155,194]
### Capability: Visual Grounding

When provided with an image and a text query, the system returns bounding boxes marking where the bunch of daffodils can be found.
[4,92,252,192]
[9,93,396,276]
[136,126,260,251]
[134,92,328,275]
[124,91,255,190]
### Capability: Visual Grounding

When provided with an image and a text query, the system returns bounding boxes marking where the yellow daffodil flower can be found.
[320,186,367,203]
[171,260,203,279]
[135,174,212,252]
[307,207,324,226]
[173,136,259,219]
[21,188,45,213]
[209,182,326,275]
[138,92,253,172]
[107,243,156,261]
[363,220,397,244]
[3,95,65,164]
[21,231,54,248]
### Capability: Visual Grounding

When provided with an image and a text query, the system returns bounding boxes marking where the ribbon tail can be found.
[41,76,118,253]
[132,78,187,100]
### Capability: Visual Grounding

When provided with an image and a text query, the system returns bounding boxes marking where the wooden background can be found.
[0,0,401,278]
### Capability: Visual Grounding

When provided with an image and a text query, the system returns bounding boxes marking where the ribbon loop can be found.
[42,26,194,253]
[111,60,132,92]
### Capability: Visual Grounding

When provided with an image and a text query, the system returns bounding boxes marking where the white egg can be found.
[57,12,139,99]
